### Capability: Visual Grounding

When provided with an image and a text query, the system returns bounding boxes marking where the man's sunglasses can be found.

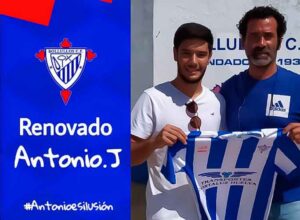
[185,100,201,130]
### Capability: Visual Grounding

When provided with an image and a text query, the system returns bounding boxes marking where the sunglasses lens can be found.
[186,101,198,113]
[186,100,201,130]
[190,116,201,129]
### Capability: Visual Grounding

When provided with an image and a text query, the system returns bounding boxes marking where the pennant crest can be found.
[35,38,96,105]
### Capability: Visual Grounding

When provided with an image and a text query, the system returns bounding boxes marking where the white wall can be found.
[131,0,153,108]
[153,0,300,89]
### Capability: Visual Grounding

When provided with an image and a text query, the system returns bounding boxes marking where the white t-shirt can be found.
[131,82,226,220]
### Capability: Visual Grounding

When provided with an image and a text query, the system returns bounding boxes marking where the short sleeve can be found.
[131,92,155,139]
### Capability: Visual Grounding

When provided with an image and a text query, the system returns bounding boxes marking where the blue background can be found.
[0,0,130,219]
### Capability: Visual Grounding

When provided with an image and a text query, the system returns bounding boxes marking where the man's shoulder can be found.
[278,66,300,80]
[223,70,246,84]
[144,81,176,98]
[220,70,247,94]
[144,81,169,92]
[203,86,224,100]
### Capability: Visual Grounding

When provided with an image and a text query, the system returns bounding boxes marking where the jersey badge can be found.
[258,144,271,153]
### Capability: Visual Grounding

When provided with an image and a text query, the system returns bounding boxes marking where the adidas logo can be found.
[266,94,290,118]
[270,100,286,112]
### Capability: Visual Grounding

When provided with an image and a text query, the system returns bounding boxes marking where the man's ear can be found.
[207,51,212,64]
[241,37,245,50]
[173,47,178,61]
[277,38,283,50]
[209,50,212,59]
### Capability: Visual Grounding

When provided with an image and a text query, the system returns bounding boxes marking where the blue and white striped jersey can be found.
[161,129,300,220]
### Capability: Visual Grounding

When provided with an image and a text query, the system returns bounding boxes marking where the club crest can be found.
[35,38,96,105]
[199,171,256,178]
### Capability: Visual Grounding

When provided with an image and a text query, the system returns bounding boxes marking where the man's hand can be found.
[153,124,187,149]
[283,123,300,144]
[131,124,187,166]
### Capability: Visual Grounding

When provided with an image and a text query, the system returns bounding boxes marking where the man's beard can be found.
[178,73,203,83]
[178,66,206,84]
[249,47,274,67]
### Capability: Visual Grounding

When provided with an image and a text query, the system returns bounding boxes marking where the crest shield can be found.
[45,48,86,89]
[36,38,96,105]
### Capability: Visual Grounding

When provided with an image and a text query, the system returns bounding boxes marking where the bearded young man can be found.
[131,23,225,220]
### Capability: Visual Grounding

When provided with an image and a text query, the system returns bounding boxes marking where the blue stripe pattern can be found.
[161,129,300,220]
[235,137,258,168]
[207,138,227,169]
[225,186,243,220]
[57,54,81,83]
[185,131,208,220]
[206,187,217,220]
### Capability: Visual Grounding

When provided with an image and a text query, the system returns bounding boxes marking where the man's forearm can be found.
[131,137,157,166]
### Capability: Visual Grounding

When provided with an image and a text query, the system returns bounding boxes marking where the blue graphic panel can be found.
[0,1,130,220]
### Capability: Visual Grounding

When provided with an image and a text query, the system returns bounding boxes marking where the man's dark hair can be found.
[238,6,286,45]
[173,22,213,52]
